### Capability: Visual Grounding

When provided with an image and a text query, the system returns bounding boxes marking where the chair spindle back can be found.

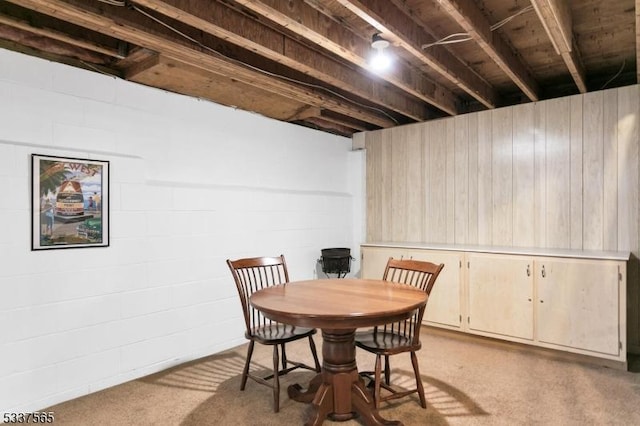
[227,255,290,337]
[380,258,444,344]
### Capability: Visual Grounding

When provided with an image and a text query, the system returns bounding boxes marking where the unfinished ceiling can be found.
[0,0,636,137]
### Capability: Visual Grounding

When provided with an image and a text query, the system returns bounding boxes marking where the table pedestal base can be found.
[288,329,401,426]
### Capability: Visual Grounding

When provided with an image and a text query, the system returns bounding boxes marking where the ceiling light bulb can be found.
[370,33,391,72]
[370,50,391,71]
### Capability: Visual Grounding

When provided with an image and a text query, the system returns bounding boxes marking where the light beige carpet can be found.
[46,328,640,425]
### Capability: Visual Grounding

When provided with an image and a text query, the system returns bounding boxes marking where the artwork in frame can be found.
[31,154,109,250]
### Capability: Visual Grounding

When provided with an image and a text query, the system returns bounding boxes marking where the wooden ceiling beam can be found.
[123,51,160,79]
[435,0,539,102]
[530,0,587,93]
[130,0,430,122]
[0,35,119,74]
[115,46,156,69]
[234,0,459,116]
[286,102,370,132]
[335,0,497,109]
[286,105,322,122]
[0,12,124,58]
[318,110,370,132]
[303,116,355,137]
[8,0,394,128]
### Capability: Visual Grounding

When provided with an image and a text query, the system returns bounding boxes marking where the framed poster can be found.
[32,154,109,250]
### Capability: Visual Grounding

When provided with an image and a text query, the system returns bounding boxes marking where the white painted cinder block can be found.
[0,49,53,89]
[0,48,362,413]
[52,64,117,104]
[0,141,17,177]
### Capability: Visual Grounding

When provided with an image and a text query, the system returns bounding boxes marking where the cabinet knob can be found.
[526,265,530,276]
[541,265,546,278]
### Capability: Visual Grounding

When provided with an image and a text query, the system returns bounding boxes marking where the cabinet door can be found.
[537,258,621,356]
[468,254,534,340]
[361,246,408,279]
[408,249,462,329]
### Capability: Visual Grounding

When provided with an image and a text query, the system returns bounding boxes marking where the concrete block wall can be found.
[0,49,364,413]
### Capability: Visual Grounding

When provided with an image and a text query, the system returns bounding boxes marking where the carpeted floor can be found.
[46,328,640,425]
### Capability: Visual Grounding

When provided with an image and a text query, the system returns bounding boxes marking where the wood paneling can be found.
[513,103,535,247]
[421,124,431,242]
[446,119,456,244]
[492,107,513,246]
[604,90,619,251]
[570,95,583,250]
[468,113,479,245]
[381,128,394,242]
[429,120,448,243]
[390,126,408,241]
[365,130,382,242]
[477,110,492,245]
[545,97,571,248]
[364,85,640,353]
[582,91,604,250]
[617,86,639,253]
[454,115,469,244]
[406,124,424,242]
[534,101,547,248]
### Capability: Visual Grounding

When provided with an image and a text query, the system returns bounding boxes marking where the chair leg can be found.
[373,354,382,409]
[272,345,280,412]
[241,340,255,391]
[308,335,321,372]
[281,343,287,371]
[410,351,427,409]
[384,355,391,385]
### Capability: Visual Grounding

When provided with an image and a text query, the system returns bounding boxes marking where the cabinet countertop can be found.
[362,242,630,261]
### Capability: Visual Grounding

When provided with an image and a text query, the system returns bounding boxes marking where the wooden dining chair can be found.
[355,257,444,409]
[226,255,321,412]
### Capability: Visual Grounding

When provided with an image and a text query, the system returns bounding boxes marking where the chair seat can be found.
[250,324,316,345]
[355,330,421,354]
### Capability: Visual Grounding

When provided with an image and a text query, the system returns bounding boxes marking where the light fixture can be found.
[370,33,391,72]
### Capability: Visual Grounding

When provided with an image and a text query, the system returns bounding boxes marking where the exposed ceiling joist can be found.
[530,0,587,93]
[9,0,395,128]
[335,0,497,109]
[303,116,355,136]
[0,12,124,58]
[130,0,430,122]
[435,0,539,102]
[0,0,634,137]
[318,109,370,132]
[234,0,460,116]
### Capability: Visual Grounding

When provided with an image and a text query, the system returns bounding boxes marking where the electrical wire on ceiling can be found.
[422,5,534,49]
[97,0,126,6]
[96,0,399,125]
[422,33,472,49]
[490,5,534,31]
[601,60,626,90]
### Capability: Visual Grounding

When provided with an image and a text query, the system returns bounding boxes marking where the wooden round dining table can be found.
[250,278,428,426]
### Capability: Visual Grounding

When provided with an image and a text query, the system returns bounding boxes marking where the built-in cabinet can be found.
[467,254,533,341]
[361,243,628,364]
[535,258,621,356]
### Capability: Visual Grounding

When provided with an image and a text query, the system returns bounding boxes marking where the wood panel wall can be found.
[364,85,640,353]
